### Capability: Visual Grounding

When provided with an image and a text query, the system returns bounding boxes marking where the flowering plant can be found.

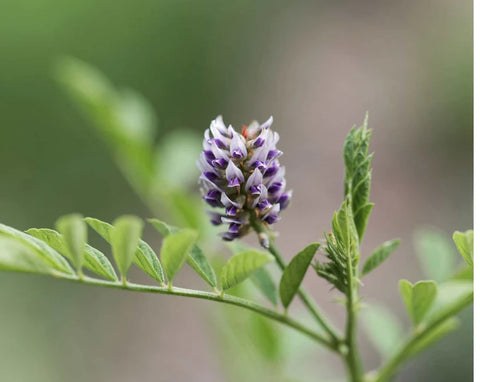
[0,59,473,381]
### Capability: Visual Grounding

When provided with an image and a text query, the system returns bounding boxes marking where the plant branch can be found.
[373,292,473,382]
[249,218,341,346]
[60,274,337,351]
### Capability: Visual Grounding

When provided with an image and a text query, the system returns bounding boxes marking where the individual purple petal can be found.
[220,232,239,241]
[268,181,283,194]
[267,149,283,161]
[212,158,228,168]
[203,171,219,183]
[230,133,247,159]
[260,116,273,130]
[252,161,267,172]
[206,211,223,225]
[228,223,241,233]
[204,150,215,161]
[262,204,280,224]
[249,145,269,166]
[225,206,238,216]
[210,141,229,160]
[257,199,272,211]
[245,168,263,190]
[278,191,292,210]
[214,139,228,149]
[226,161,244,187]
[264,165,279,178]
[204,189,222,207]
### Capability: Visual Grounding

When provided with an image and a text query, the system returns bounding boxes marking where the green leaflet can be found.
[161,229,198,282]
[149,218,173,237]
[0,236,60,275]
[110,216,144,280]
[342,114,373,241]
[361,239,400,277]
[227,241,278,305]
[149,219,217,288]
[86,217,165,284]
[221,251,274,291]
[27,228,117,281]
[453,230,473,267]
[55,214,87,273]
[399,280,437,325]
[250,267,278,307]
[187,245,217,288]
[0,223,73,275]
[415,229,456,282]
[279,243,320,309]
[361,304,403,359]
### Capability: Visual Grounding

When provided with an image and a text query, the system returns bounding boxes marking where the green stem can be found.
[374,292,473,382]
[62,274,336,351]
[344,252,363,382]
[250,219,341,346]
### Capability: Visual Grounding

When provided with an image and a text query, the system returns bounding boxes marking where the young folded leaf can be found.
[453,230,473,267]
[0,223,74,275]
[56,214,87,275]
[161,229,198,283]
[86,217,164,284]
[111,216,144,282]
[343,114,373,241]
[280,243,320,309]
[314,201,358,294]
[361,239,400,277]
[26,228,117,281]
[150,219,217,288]
[399,280,437,325]
[221,251,274,291]
[0,237,60,275]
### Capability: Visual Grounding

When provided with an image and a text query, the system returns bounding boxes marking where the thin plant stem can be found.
[60,274,338,351]
[344,247,363,382]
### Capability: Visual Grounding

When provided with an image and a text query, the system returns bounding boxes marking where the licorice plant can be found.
[0,58,473,382]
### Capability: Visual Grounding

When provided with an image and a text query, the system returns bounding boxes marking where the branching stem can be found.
[60,274,337,351]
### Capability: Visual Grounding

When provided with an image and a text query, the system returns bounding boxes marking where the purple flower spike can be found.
[199,115,291,241]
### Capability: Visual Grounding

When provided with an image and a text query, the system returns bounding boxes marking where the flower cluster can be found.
[198,116,291,241]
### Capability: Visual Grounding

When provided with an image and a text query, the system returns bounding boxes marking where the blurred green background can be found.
[0,0,472,381]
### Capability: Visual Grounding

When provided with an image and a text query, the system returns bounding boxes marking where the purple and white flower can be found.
[198,115,292,241]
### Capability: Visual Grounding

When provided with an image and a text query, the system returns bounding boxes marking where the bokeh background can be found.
[0,0,472,381]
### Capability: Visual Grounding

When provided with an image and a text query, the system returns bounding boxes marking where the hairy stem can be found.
[250,218,341,346]
[344,251,363,382]
[61,274,337,350]
[373,292,473,382]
